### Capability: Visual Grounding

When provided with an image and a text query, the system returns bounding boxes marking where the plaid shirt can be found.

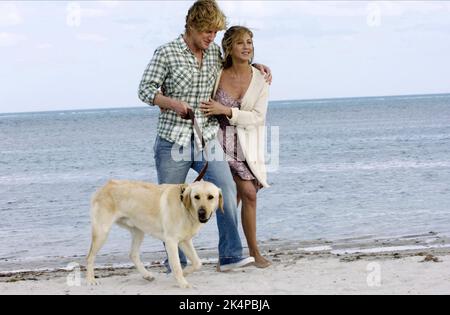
[138,35,221,148]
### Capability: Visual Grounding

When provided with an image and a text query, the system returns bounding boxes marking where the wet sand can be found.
[1,233,450,295]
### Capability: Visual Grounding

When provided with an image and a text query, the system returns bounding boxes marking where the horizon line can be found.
[1,91,449,115]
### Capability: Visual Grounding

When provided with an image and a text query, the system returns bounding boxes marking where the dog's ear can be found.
[218,189,224,213]
[182,186,192,210]
[179,184,188,199]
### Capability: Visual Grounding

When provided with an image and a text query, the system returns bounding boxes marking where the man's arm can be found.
[138,48,190,118]
[154,93,190,119]
[138,47,168,106]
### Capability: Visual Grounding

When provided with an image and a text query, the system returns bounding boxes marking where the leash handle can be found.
[187,108,208,182]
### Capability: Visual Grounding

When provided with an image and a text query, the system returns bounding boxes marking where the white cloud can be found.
[123,24,138,31]
[382,1,450,15]
[220,1,270,18]
[81,8,109,18]
[115,17,149,31]
[0,3,23,26]
[78,0,121,18]
[97,1,121,8]
[0,32,26,47]
[37,43,53,49]
[219,1,367,33]
[220,1,361,19]
[76,33,108,42]
[221,1,450,20]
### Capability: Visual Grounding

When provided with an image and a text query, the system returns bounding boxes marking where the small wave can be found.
[0,171,153,185]
[0,114,23,119]
[331,243,450,255]
[281,160,450,174]
[389,94,450,101]
[298,246,333,252]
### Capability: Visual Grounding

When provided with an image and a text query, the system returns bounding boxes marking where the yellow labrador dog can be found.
[86,180,223,288]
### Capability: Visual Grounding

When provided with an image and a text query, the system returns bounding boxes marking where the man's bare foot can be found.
[254,256,272,268]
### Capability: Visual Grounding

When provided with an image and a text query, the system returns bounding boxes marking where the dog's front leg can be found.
[179,239,202,277]
[165,239,191,288]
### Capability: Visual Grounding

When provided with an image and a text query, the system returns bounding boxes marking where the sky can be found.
[0,0,450,113]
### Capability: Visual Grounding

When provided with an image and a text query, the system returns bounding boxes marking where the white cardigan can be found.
[213,66,270,188]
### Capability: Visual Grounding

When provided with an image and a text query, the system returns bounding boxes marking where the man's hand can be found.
[253,63,272,85]
[153,93,191,119]
[172,100,192,119]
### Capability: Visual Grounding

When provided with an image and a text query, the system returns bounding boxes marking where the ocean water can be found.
[1,94,450,268]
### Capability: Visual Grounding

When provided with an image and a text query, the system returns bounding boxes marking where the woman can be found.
[201,26,271,268]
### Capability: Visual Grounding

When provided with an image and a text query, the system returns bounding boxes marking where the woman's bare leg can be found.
[233,175,271,268]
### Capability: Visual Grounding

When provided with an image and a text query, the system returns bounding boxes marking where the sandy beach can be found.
[1,234,449,295]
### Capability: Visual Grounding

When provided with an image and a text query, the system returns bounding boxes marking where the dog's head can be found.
[180,181,223,224]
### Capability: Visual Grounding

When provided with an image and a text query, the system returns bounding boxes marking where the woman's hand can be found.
[200,99,232,118]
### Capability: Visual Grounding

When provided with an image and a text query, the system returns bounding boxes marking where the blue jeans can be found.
[153,135,244,267]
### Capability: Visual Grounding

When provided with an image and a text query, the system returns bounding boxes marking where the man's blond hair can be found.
[185,0,227,33]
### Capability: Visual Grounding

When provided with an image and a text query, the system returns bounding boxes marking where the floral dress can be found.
[214,87,263,191]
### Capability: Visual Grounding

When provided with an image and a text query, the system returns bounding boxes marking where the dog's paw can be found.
[178,281,192,289]
[183,264,201,277]
[143,274,155,282]
[87,278,99,286]
[183,268,194,277]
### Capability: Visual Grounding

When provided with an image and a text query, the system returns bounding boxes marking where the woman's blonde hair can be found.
[185,0,227,33]
[221,26,254,69]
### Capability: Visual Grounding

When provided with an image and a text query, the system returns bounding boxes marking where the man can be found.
[138,0,270,272]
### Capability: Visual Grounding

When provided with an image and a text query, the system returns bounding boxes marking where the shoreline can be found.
[1,233,450,295]
[1,232,449,275]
